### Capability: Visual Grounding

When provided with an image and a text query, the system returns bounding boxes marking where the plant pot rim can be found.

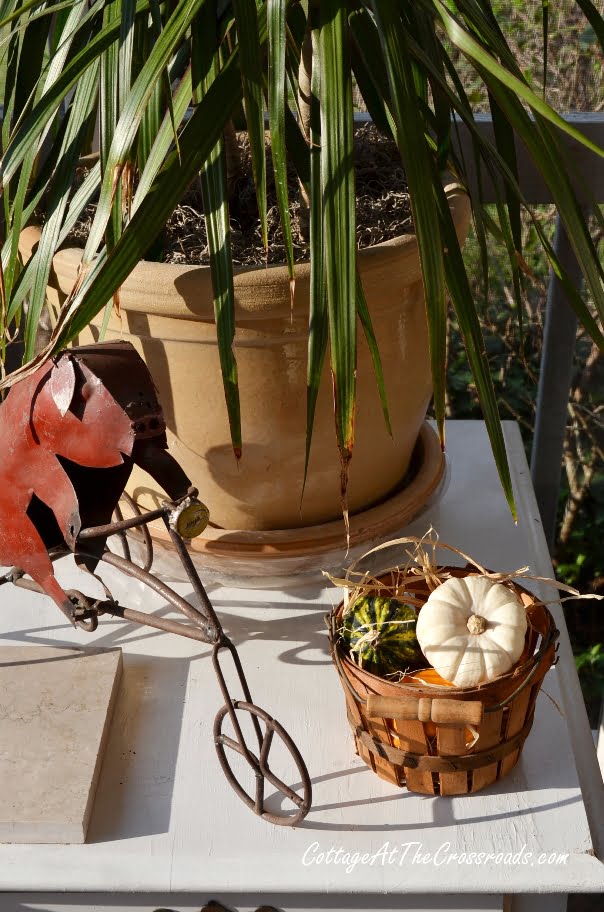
[138,421,445,560]
[20,182,470,321]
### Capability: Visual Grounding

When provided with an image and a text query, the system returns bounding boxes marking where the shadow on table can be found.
[86,652,197,842]
[85,604,221,842]
[296,790,583,833]
[0,585,332,668]
[260,757,583,833]
[211,599,332,666]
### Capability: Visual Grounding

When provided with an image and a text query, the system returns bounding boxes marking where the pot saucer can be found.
[126,421,445,589]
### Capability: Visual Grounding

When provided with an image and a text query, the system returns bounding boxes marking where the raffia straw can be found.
[323,526,603,608]
[540,688,565,718]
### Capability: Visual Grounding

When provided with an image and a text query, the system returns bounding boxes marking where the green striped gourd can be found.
[341,595,423,677]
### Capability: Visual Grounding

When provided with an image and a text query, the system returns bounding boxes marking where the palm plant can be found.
[0,0,603,517]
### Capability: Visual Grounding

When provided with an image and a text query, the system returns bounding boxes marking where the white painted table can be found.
[1,421,603,912]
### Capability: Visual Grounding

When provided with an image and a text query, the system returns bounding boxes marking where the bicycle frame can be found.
[1,491,312,827]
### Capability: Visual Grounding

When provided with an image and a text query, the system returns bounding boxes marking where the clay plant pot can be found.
[19,184,470,538]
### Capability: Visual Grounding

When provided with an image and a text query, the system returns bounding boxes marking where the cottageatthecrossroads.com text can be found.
[301,841,569,873]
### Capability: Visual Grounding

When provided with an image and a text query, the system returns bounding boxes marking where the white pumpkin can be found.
[415,575,528,687]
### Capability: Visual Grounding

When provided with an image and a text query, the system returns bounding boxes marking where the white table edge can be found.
[503,422,604,862]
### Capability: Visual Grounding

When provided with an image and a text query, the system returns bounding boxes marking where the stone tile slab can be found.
[0,645,122,844]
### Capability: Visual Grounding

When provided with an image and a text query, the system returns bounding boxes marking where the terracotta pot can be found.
[19,183,470,532]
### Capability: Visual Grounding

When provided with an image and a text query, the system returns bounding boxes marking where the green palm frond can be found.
[0,0,602,520]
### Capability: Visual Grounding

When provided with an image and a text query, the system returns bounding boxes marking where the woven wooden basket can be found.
[328,566,559,796]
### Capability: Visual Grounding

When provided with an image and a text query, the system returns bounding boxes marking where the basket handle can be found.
[366,694,483,726]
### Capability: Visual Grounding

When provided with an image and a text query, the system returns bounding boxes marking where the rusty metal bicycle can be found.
[0,341,311,826]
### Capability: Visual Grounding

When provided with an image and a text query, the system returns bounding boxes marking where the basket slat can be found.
[368,713,402,785]
[437,724,470,795]
[344,686,383,780]
[345,690,363,728]
[470,708,504,792]
[393,719,434,793]
[500,683,532,779]
[355,736,381,780]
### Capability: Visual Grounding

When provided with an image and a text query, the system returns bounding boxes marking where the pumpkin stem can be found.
[467,614,487,635]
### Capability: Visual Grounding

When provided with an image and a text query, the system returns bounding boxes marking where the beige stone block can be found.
[0,645,122,844]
